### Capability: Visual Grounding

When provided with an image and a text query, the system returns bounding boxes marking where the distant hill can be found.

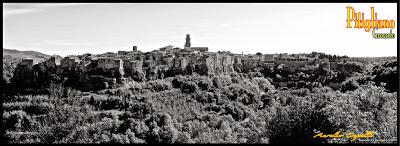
[3,48,52,59]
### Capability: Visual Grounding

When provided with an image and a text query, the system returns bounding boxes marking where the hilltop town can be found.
[12,34,361,91]
[3,35,397,144]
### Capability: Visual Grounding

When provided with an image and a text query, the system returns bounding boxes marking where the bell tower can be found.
[184,34,191,48]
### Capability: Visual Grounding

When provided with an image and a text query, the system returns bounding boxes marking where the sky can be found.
[3,3,398,57]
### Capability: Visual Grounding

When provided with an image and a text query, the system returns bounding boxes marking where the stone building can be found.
[264,54,275,61]
[45,57,61,68]
[190,47,208,52]
[173,57,188,70]
[184,34,191,48]
[21,58,41,67]
[275,60,309,72]
[118,51,128,56]
[60,57,80,68]
[97,58,114,69]
[113,59,124,76]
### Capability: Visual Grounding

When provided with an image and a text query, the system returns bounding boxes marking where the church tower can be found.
[184,34,191,48]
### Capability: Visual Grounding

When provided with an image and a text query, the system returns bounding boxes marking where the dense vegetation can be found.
[2,57,398,144]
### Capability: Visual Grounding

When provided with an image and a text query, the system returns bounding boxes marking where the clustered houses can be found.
[18,34,362,89]
[21,58,45,70]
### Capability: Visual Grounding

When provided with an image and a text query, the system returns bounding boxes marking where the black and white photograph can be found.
[2,2,398,144]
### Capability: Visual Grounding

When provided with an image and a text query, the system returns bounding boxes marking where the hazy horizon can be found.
[3,3,398,57]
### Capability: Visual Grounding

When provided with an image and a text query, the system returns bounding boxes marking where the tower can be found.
[184,34,191,48]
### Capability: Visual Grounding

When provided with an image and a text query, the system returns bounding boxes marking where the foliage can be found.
[322,83,397,142]
[340,78,360,92]
[3,64,397,144]
[181,81,198,93]
[370,60,398,92]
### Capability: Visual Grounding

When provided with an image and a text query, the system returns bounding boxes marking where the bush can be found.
[218,75,232,86]
[267,98,337,144]
[118,118,149,140]
[125,81,143,91]
[172,75,186,88]
[371,60,398,92]
[322,83,397,142]
[3,110,36,132]
[92,96,125,110]
[223,102,247,121]
[212,77,222,88]
[124,101,156,119]
[39,103,93,143]
[181,81,198,93]
[252,77,275,93]
[3,101,54,116]
[25,102,54,115]
[5,132,41,144]
[176,132,194,143]
[145,113,179,143]
[260,94,275,107]
[224,84,257,105]
[125,129,146,143]
[3,102,31,112]
[197,78,212,91]
[340,78,360,92]
[193,91,215,103]
[145,80,172,92]
[58,117,116,143]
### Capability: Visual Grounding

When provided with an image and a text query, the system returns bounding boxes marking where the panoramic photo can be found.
[2,3,398,144]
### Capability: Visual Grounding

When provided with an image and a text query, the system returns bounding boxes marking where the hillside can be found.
[3,48,52,59]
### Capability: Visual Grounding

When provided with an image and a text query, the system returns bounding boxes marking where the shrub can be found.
[176,132,195,143]
[145,113,179,143]
[3,110,40,133]
[145,80,172,92]
[322,83,397,142]
[125,81,143,91]
[40,103,93,143]
[172,75,186,88]
[181,81,198,93]
[292,88,310,97]
[98,96,125,110]
[217,75,232,86]
[224,84,257,105]
[252,77,275,93]
[371,60,398,92]
[260,94,275,107]
[3,102,31,112]
[4,101,53,115]
[223,102,247,121]
[193,91,215,103]
[4,95,32,103]
[58,117,116,143]
[25,102,54,115]
[125,129,146,143]
[197,78,212,91]
[109,133,130,143]
[124,101,156,119]
[248,72,263,78]
[5,132,41,144]
[340,78,360,92]
[267,98,337,144]
[212,77,223,88]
